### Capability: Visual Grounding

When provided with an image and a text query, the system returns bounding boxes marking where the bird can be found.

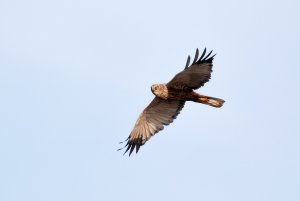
[118,48,225,156]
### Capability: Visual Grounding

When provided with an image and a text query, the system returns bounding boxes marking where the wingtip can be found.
[129,145,135,156]
[184,47,216,68]
[184,55,191,69]
[203,50,213,60]
[198,48,207,61]
[193,47,216,64]
[192,48,199,64]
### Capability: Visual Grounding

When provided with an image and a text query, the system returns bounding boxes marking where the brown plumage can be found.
[119,48,225,156]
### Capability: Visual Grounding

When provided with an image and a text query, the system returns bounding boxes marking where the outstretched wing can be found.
[120,98,185,156]
[167,48,215,90]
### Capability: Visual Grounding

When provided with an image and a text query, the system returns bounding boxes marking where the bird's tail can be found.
[196,95,225,108]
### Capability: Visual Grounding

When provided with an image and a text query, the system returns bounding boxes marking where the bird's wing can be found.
[167,48,215,90]
[120,97,185,156]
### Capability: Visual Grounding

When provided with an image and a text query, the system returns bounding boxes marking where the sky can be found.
[0,0,299,200]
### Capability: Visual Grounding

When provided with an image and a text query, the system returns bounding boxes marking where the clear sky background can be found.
[0,0,299,201]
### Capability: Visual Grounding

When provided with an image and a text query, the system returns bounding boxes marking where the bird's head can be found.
[151,84,159,94]
[151,84,168,99]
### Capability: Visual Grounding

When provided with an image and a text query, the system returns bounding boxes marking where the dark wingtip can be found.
[198,48,207,61]
[203,50,213,60]
[123,143,131,156]
[195,48,215,64]
[136,144,141,153]
[119,136,143,156]
[119,140,140,156]
[129,145,135,156]
[117,138,129,151]
[184,55,191,69]
[185,47,215,69]
[192,48,199,64]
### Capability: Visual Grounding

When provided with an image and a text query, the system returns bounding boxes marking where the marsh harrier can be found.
[119,48,225,156]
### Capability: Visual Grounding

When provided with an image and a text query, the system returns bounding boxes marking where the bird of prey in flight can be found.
[119,48,225,156]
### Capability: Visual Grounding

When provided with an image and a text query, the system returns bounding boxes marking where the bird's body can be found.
[151,84,192,100]
[151,83,224,107]
[119,48,225,156]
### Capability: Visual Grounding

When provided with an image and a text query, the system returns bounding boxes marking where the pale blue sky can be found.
[0,0,299,201]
